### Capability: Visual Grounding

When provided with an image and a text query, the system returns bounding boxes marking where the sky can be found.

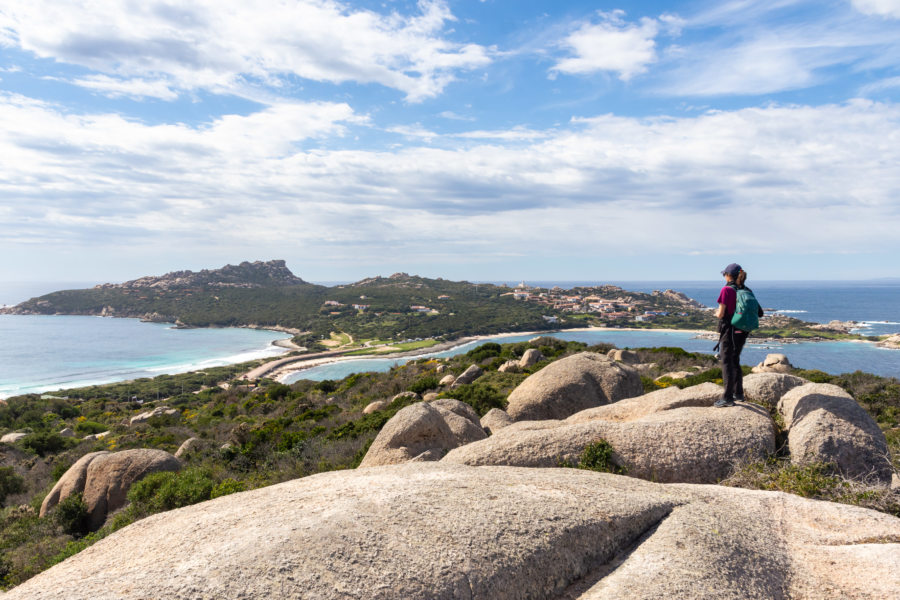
[1,0,899,284]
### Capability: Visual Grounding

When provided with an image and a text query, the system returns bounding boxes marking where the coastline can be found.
[266,325,713,383]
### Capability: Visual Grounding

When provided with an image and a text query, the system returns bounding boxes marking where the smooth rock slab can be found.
[444,401,775,484]
[8,463,900,600]
[778,383,892,485]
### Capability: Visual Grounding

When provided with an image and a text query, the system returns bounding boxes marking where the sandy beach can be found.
[261,325,714,383]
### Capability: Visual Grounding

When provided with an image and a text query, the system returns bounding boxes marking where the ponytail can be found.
[735,270,747,288]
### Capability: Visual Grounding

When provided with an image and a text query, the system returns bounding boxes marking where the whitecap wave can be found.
[773,309,808,314]
[861,320,900,325]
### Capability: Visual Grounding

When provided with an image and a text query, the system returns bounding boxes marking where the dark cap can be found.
[721,263,742,277]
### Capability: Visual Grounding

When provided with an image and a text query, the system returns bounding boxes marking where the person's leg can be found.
[733,330,749,399]
[718,326,739,405]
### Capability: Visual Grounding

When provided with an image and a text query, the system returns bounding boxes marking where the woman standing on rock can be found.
[714,263,763,408]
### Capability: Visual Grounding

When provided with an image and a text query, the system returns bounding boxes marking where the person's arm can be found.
[715,303,726,319]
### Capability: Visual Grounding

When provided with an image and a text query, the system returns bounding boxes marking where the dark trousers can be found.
[720,325,749,400]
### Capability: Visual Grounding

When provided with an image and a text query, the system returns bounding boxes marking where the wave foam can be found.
[773,309,808,314]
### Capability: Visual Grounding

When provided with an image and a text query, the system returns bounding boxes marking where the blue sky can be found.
[1,0,899,284]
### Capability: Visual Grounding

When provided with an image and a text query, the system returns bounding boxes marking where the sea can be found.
[2,280,899,397]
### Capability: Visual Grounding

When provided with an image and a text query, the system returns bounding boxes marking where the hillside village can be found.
[499,282,704,324]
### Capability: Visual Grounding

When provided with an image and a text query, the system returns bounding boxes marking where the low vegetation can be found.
[0,341,897,589]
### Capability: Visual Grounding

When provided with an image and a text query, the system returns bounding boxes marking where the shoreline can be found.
[267,325,714,383]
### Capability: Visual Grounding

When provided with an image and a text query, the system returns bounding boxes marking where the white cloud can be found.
[552,11,661,80]
[1,94,898,269]
[70,75,178,100]
[852,0,900,18]
[0,0,490,102]
[655,1,900,97]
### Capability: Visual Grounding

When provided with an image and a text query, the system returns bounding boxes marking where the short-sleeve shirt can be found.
[717,285,736,320]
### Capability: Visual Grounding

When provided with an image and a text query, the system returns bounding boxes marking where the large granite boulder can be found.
[174,437,203,459]
[752,353,794,373]
[778,383,892,484]
[445,385,775,484]
[362,400,389,414]
[480,408,513,435]
[607,349,639,364]
[40,449,182,531]
[0,432,28,444]
[129,406,180,426]
[506,352,642,422]
[518,348,544,368]
[9,463,900,600]
[742,372,807,406]
[358,400,486,467]
[452,364,483,387]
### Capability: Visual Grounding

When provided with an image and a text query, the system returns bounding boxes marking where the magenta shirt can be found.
[717,285,736,319]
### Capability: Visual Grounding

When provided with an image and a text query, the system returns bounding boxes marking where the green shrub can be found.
[74,420,107,435]
[0,467,25,505]
[211,478,247,499]
[439,382,506,416]
[126,468,215,514]
[466,342,502,362]
[577,440,627,475]
[21,432,71,457]
[408,376,439,394]
[53,494,91,537]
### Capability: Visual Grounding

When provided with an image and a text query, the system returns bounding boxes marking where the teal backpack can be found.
[730,284,760,331]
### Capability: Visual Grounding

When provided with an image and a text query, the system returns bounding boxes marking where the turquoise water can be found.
[284,329,900,382]
[0,315,290,398]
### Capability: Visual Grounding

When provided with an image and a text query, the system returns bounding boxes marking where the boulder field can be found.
[8,463,900,599]
[358,356,892,490]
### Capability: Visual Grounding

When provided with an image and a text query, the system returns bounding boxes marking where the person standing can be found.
[714,263,762,407]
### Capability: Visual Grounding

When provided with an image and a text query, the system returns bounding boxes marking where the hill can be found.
[0,262,708,343]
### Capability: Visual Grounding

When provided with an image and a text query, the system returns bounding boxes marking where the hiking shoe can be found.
[734,395,745,402]
[714,398,735,408]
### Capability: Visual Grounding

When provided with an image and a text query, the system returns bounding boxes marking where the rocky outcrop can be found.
[363,400,389,414]
[497,360,520,373]
[58,428,75,438]
[438,374,456,386]
[445,384,774,484]
[518,348,543,368]
[606,349,639,364]
[174,437,203,459]
[452,364,483,387]
[40,449,182,531]
[651,288,706,309]
[129,406,179,426]
[358,401,486,468]
[742,372,807,406]
[0,432,28,444]
[878,334,900,349]
[96,260,306,291]
[654,371,692,381]
[391,391,419,403]
[480,408,513,435]
[778,383,893,484]
[10,463,900,600]
[505,352,642,422]
[752,353,794,373]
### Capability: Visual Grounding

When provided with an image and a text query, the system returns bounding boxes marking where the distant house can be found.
[323,300,343,306]
[353,304,370,311]
[512,292,530,300]
[437,295,451,300]
[542,315,559,324]
[410,305,433,312]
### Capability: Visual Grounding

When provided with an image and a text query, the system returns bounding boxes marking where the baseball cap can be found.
[721,263,741,277]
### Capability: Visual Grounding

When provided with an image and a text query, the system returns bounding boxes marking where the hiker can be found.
[714,263,763,408]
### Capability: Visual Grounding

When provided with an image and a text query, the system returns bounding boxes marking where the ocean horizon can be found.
[2,279,898,397]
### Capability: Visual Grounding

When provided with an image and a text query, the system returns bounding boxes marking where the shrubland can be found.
[0,340,897,589]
